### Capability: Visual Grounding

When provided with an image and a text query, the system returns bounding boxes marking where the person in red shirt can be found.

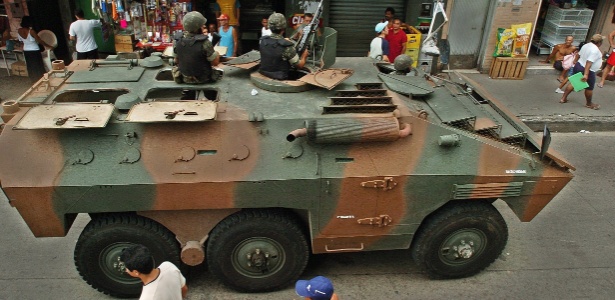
[385,19,407,62]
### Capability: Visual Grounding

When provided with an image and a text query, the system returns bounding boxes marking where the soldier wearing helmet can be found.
[173,11,220,84]
[259,13,308,80]
[393,54,414,75]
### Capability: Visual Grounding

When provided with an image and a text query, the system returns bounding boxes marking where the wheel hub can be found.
[246,248,270,269]
[439,229,486,265]
[454,240,474,259]
[232,237,283,278]
[100,242,140,285]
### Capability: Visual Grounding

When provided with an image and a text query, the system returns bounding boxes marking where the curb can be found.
[522,116,615,132]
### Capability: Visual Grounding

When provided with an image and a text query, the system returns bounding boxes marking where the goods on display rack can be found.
[540,5,593,49]
[98,0,193,53]
[491,23,532,80]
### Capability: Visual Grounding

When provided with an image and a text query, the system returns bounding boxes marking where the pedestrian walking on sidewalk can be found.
[559,34,603,110]
[597,29,615,88]
[555,41,585,94]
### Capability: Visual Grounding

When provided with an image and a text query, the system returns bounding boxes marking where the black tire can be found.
[411,201,508,279]
[206,209,309,292]
[74,214,180,298]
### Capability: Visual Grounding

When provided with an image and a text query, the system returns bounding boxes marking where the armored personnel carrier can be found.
[0,36,573,297]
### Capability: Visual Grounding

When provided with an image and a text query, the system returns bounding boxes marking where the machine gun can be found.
[295,0,324,55]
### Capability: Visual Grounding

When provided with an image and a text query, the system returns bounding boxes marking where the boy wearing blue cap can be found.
[368,21,390,62]
[295,276,339,300]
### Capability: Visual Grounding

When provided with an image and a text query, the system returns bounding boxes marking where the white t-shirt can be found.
[369,37,383,60]
[69,19,102,53]
[577,42,603,72]
[139,262,186,300]
[261,27,272,37]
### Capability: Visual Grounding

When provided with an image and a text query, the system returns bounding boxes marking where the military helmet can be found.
[394,54,413,71]
[268,13,287,31]
[183,11,207,33]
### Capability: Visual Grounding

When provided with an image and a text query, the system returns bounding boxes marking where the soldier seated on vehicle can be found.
[173,11,221,84]
[391,54,416,75]
[258,13,308,80]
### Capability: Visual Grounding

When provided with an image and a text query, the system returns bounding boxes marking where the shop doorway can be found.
[21,0,71,62]
[238,0,285,53]
[329,0,405,57]
[447,0,491,69]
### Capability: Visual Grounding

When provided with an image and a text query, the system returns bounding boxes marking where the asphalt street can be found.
[0,132,614,300]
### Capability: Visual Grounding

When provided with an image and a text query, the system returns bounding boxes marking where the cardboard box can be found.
[115,34,135,53]
[115,34,134,44]
[406,26,422,49]
[11,61,27,77]
[115,44,135,53]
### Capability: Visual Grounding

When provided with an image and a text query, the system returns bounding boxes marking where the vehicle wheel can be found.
[411,201,508,279]
[74,214,180,298]
[206,209,309,292]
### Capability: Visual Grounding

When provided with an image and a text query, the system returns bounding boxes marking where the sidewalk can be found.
[462,71,615,132]
[1,69,614,132]
[0,73,31,104]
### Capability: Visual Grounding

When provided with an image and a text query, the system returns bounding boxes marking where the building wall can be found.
[594,1,615,53]
[2,0,29,37]
[478,0,540,73]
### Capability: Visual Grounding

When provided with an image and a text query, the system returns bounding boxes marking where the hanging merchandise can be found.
[169,4,176,26]
[111,1,118,20]
[116,0,124,13]
[95,0,194,53]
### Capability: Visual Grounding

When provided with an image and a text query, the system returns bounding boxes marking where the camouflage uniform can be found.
[172,11,220,84]
[265,33,300,65]
[172,31,219,84]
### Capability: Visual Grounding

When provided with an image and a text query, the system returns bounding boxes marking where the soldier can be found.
[392,54,414,75]
[173,11,220,84]
[259,13,308,80]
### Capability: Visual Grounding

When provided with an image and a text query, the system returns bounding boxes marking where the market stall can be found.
[89,0,195,54]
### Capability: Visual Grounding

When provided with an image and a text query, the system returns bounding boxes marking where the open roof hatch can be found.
[125,101,217,123]
[14,103,115,129]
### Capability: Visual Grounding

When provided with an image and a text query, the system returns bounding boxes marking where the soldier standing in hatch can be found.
[259,13,308,80]
[173,11,220,84]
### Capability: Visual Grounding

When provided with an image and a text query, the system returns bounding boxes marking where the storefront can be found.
[3,0,615,73]
[477,0,610,73]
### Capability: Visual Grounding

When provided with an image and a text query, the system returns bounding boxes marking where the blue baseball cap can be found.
[375,21,388,33]
[295,276,334,300]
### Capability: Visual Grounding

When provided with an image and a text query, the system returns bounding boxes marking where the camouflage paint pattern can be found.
[0,58,572,260]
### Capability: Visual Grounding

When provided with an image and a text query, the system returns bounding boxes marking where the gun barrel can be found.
[295,0,324,54]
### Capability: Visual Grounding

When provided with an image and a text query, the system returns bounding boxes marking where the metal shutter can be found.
[448,0,490,56]
[329,0,405,56]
